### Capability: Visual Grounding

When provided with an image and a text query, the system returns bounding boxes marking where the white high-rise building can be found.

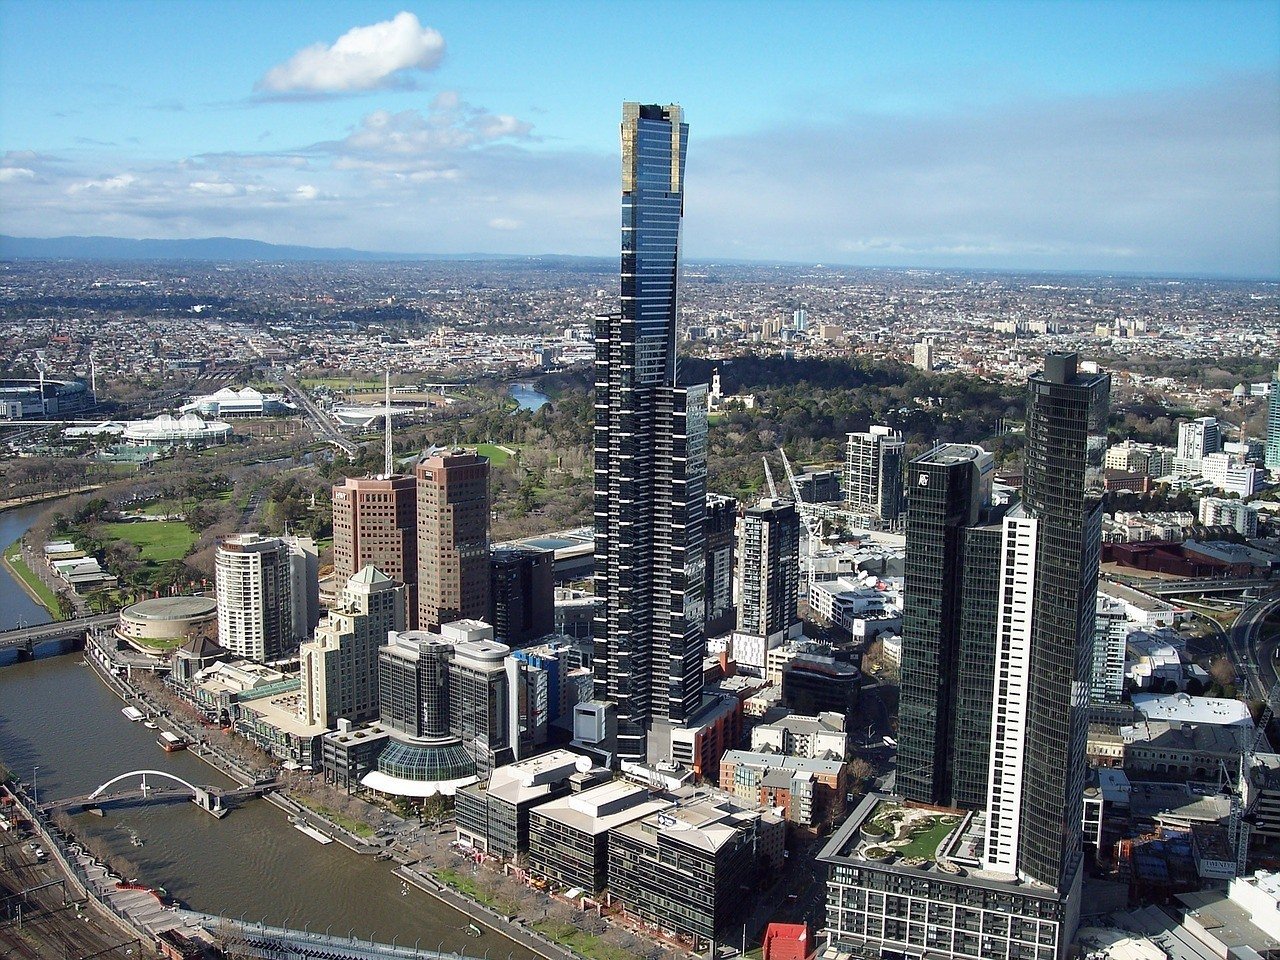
[1177,416,1222,463]
[792,307,808,332]
[1200,453,1260,497]
[845,426,905,524]
[215,533,318,662]
[299,566,406,728]
[1198,496,1260,537]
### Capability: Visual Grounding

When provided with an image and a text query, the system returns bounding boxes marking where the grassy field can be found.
[533,921,636,960]
[99,520,197,563]
[2,544,61,617]
[476,443,514,466]
[898,817,958,860]
[300,377,385,391]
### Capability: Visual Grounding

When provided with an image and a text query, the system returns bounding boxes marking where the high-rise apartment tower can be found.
[845,426,905,525]
[332,474,418,625]
[592,103,709,763]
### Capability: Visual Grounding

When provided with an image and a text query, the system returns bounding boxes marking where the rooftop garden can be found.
[858,801,962,865]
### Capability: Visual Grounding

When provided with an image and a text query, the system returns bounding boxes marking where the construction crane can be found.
[762,456,778,500]
[1230,679,1280,876]
[776,447,831,595]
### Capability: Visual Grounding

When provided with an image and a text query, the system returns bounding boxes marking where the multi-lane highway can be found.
[1230,591,1280,700]
[277,373,358,456]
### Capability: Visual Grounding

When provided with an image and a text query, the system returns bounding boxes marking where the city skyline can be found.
[1,1,1277,277]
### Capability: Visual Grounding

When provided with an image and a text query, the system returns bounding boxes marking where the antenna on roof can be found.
[384,369,393,478]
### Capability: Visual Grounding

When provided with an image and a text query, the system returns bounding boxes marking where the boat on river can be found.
[121,706,144,722]
[157,731,188,752]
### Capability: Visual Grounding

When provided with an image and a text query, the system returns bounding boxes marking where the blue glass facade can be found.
[594,104,708,762]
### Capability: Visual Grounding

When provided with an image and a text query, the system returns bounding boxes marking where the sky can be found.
[1,0,1277,277]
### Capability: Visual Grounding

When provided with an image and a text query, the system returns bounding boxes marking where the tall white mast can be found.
[383,369,393,477]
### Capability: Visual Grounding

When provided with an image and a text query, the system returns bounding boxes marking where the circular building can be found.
[121,413,232,447]
[117,595,218,656]
[0,378,90,420]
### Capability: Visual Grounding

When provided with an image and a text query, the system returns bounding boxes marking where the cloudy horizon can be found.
[2,2,1277,278]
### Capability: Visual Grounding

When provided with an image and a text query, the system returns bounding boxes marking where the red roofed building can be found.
[763,922,811,960]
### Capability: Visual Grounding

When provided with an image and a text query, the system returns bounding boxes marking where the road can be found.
[278,373,358,456]
[1229,590,1280,701]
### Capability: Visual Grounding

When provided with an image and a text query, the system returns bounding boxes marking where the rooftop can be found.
[531,779,672,836]
[1131,692,1253,727]
[122,595,217,621]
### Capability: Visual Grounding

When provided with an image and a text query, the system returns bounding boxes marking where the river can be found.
[509,384,550,412]
[0,502,532,956]
[0,501,54,630]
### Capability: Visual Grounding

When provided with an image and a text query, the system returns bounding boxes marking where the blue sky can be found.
[1,0,1277,276]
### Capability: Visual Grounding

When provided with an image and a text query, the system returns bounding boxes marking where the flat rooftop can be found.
[1131,692,1253,727]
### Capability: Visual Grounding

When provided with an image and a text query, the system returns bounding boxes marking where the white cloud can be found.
[294,184,319,200]
[67,173,137,194]
[0,167,35,183]
[256,12,445,95]
[189,180,241,196]
[488,217,522,231]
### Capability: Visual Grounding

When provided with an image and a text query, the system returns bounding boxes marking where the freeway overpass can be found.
[0,613,117,657]
[1128,577,1278,599]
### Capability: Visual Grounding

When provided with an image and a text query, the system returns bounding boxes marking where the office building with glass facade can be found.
[896,444,1002,809]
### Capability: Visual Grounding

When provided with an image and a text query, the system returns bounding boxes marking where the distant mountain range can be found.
[0,234,612,266]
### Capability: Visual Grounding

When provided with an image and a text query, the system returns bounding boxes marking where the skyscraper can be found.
[896,444,1002,810]
[845,426,905,525]
[985,352,1109,891]
[215,533,317,662]
[489,546,554,648]
[332,474,418,625]
[704,494,739,637]
[592,103,709,763]
[1267,362,1280,470]
[820,354,1109,960]
[736,498,801,645]
[416,451,491,631]
[1176,415,1222,467]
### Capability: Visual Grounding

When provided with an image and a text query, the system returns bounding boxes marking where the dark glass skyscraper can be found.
[896,444,1001,809]
[593,103,708,763]
[1001,352,1109,891]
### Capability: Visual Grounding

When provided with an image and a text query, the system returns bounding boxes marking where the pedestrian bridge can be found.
[50,769,277,818]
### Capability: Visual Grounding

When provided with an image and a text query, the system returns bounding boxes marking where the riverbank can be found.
[1,541,61,617]
[0,484,102,515]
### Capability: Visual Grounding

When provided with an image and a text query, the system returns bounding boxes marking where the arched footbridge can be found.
[47,769,278,818]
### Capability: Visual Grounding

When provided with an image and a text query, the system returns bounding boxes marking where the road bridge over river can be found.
[0,613,117,658]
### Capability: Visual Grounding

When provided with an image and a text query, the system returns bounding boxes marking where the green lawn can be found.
[99,521,197,563]
[898,817,958,860]
[533,921,636,960]
[301,377,384,391]
[476,443,513,466]
[2,545,62,617]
